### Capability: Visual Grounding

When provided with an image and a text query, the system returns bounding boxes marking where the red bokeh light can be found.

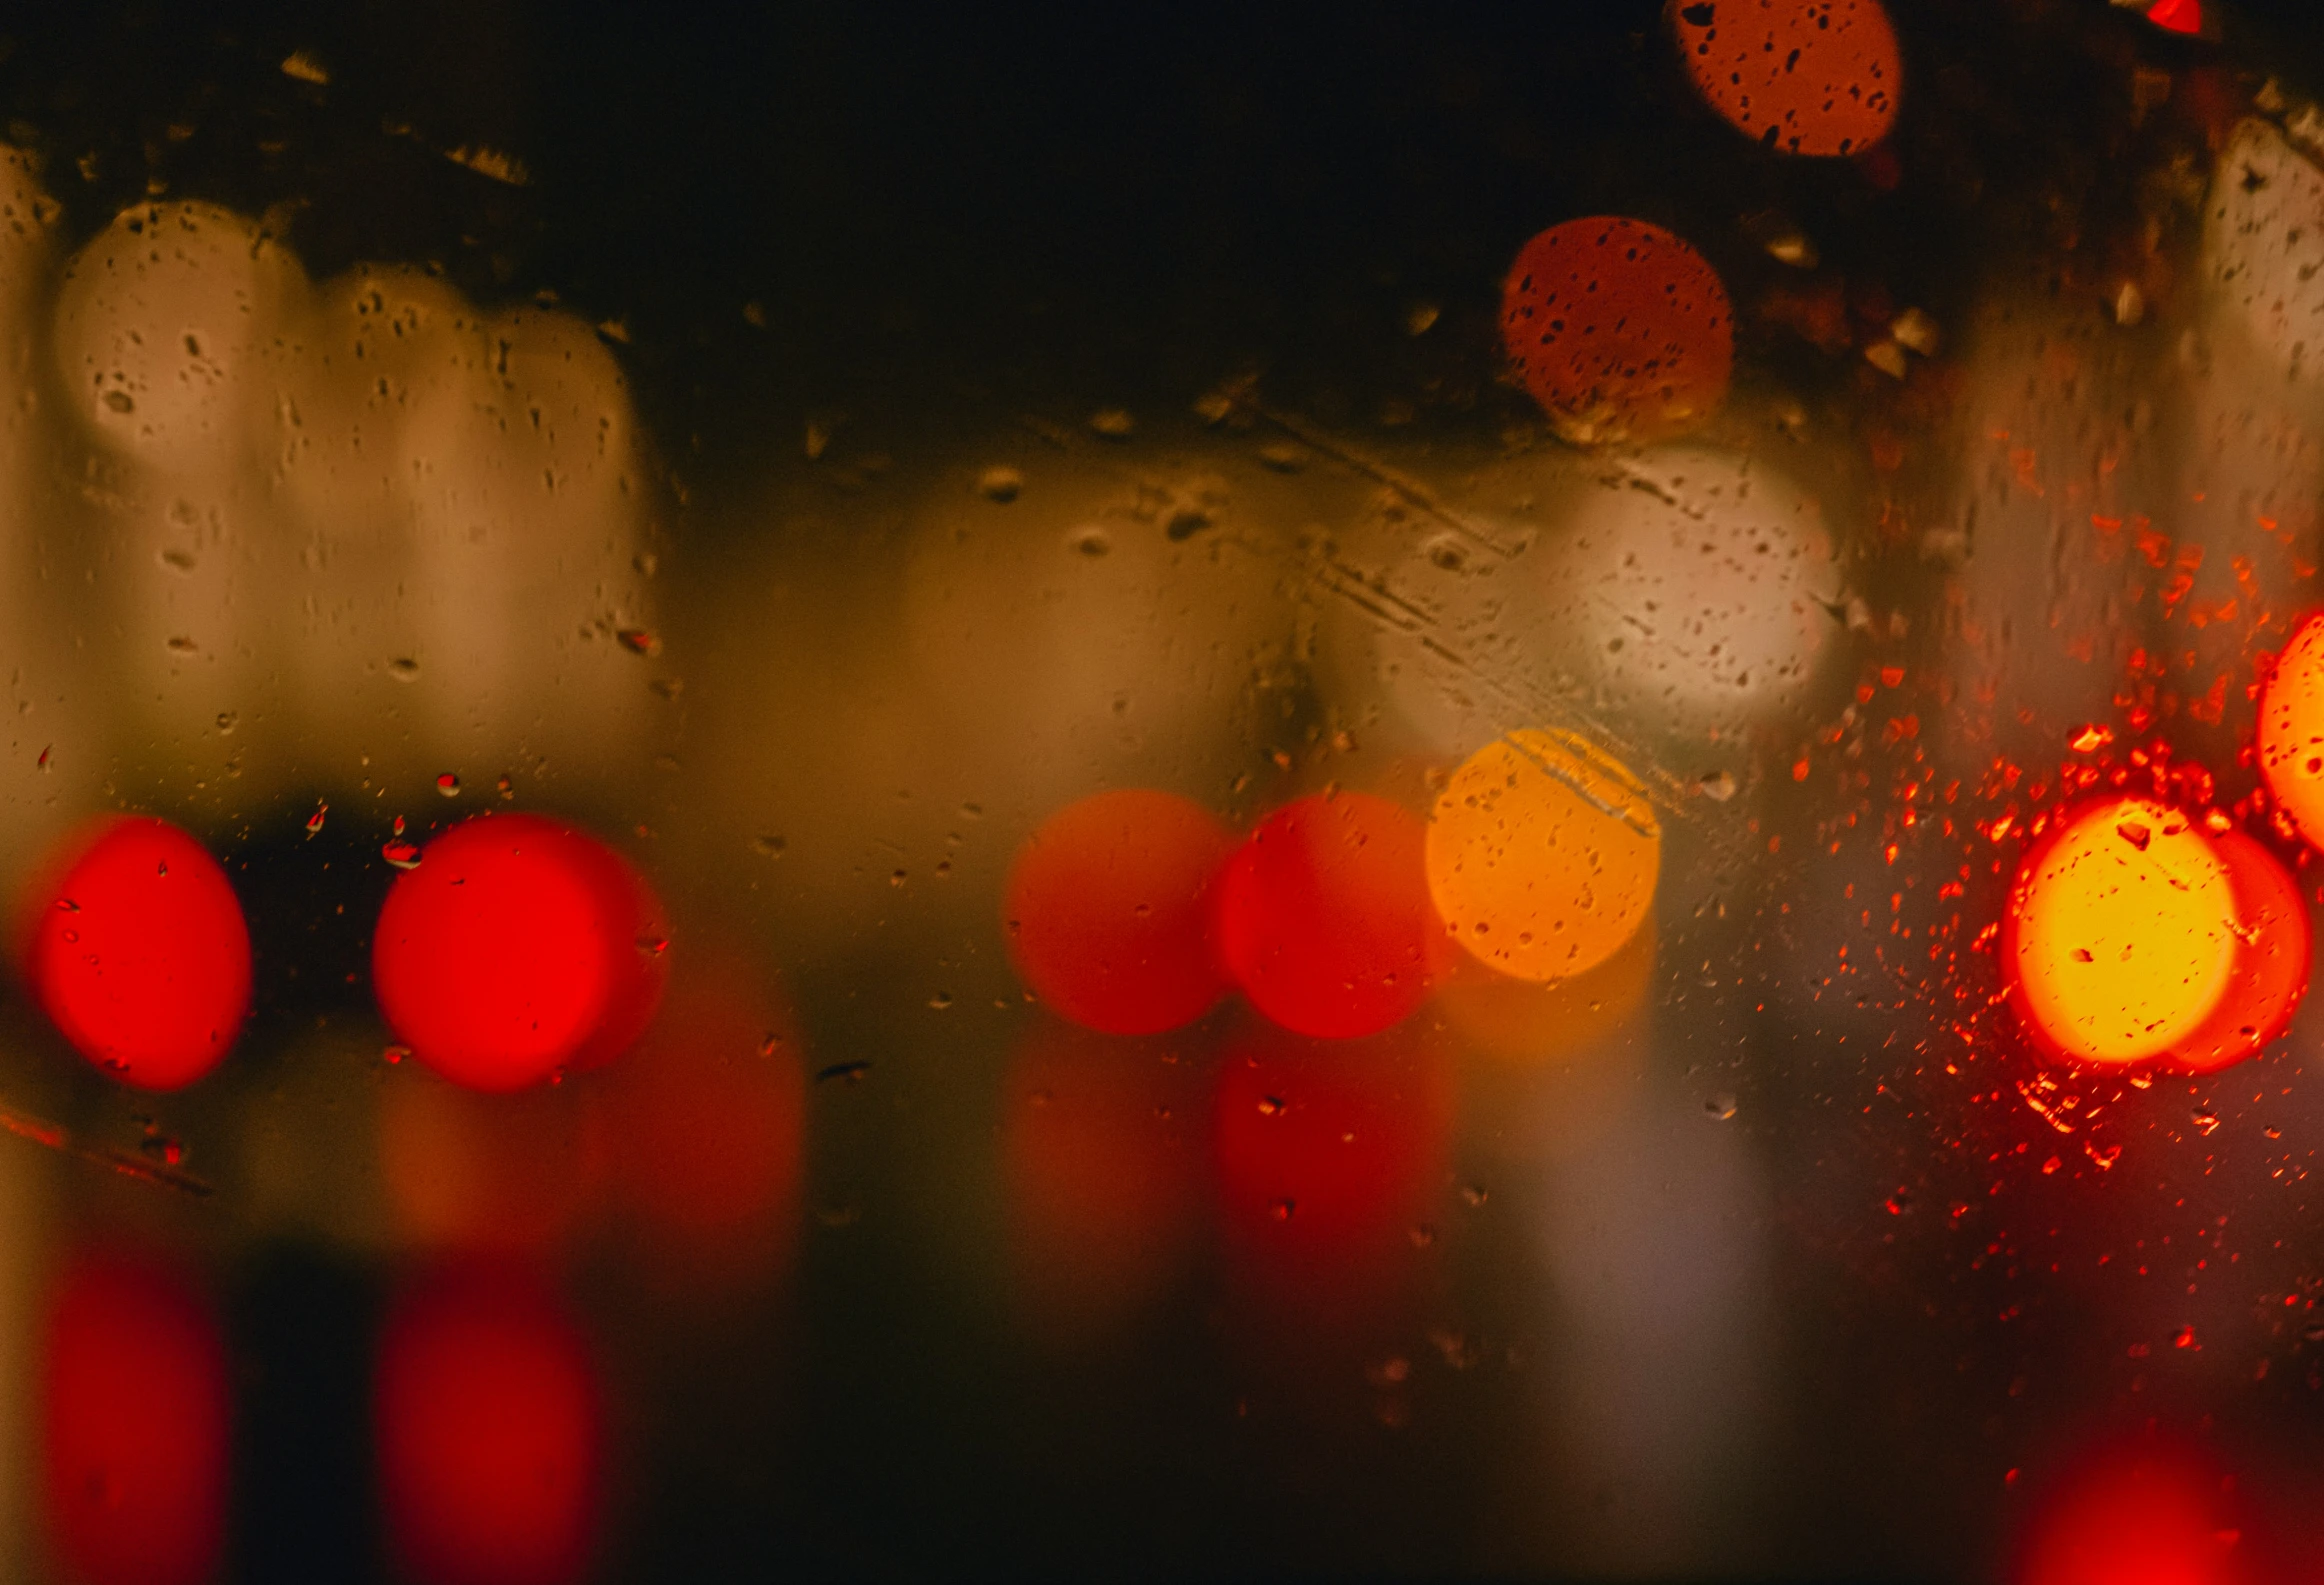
[1671,0,1901,157]
[20,816,250,1091]
[39,1250,228,1585]
[1216,792,1438,1040]
[1499,216,1733,446]
[1212,1024,1454,1302]
[1003,1017,1208,1343]
[376,1264,602,1585]
[1002,788,1234,1036]
[2146,0,2201,36]
[372,814,668,1092]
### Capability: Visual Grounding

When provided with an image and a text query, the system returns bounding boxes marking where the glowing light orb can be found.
[2003,798,2238,1068]
[40,1251,228,1585]
[1215,792,1438,1040]
[1427,729,1660,983]
[21,816,250,1090]
[1002,788,1234,1035]
[1672,0,1901,158]
[1501,217,1732,446]
[2172,829,2309,1073]
[372,814,668,1093]
[2257,611,2324,848]
[1004,1019,1206,1343]
[376,1266,601,1585]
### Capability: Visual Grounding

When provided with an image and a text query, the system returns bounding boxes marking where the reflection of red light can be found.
[2017,1440,2250,1585]
[1212,1024,1452,1300]
[40,1250,228,1585]
[22,817,250,1091]
[1003,1017,1206,1343]
[380,1071,609,1254]
[1002,789,1233,1035]
[376,1265,601,1585]
[373,814,668,1093]
[1216,793,1437,1040]
[1500,217,1732,446]
[2174,830,2309,1074]
[598,945,805,1287]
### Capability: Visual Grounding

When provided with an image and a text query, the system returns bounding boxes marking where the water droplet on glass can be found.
[617,629,662,658]
[1699,770,1737,801]
[382,839,422,870]
[382,1043,409,1066]
[928,990,953,1010]
[1705,1092,1740,1120]
[435,773,460,797]
[752,834,786,858]
[977,466,1023,503]
[214,712,237,735]
[387,657,421,682]
[305,802,327,836]
[2192,1108,2221,1135]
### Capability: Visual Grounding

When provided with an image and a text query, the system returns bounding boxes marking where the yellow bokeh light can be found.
[2004,797,2238,1066]
[1426,728,1660,983]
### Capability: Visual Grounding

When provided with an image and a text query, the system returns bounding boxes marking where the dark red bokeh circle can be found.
[22,816,251,1091]
[372,814,668,1093]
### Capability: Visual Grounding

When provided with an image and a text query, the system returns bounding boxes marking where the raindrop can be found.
[387,658,421,682]
[977,466,1023,503]
[435,772,460,798]
[1705,1092,1739,1120]
[1698,769,1737,802]
[382,839,422,871]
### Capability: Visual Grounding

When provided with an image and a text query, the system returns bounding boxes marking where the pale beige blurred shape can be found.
[53,201,308,479]
[898,438,1302,801]
[0,151,95,895]
[1316,442,1837,770]
[272,273,654,792]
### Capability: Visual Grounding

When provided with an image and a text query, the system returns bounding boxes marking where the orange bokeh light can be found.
[2172,828,2309,1074]
[2257,611,2324,850]
[1671,0,1902,158]
[1003,1018,1208,1344]
[1499,217,1732,446]
[376,1264,602,1585]
[20,816,251,1091]
[1002,788,1234,1035]
[2003,798,2240,1069]
[372,814,668,1093]
[2004,797,2308,1073]
[595,946,806,1288]
[39,1250,228,1585]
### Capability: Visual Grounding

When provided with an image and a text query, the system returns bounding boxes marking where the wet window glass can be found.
[9,2,2324,1580]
